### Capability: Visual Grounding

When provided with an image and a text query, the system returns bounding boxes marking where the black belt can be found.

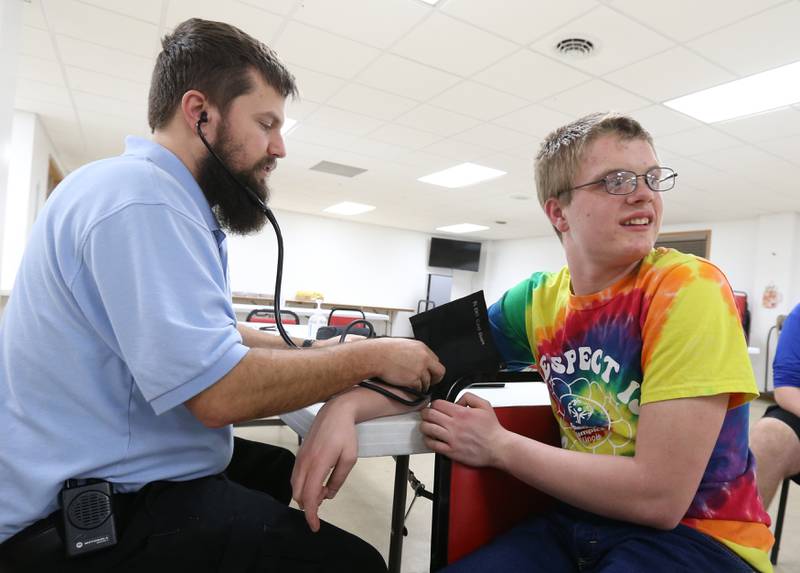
[0,492,135,570]
[0,512,63,570]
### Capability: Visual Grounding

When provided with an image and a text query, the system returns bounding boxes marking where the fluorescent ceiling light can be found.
[664,60,800,123]
[281,117,298,136]
[435,223,490,234]
[323,201,376,216]
[418,162,506,188]
[418,0,441,4]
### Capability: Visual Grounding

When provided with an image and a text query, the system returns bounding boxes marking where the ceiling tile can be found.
[56,35,153,83]
[78,0,164,24]
[338,138,410,162]
[394,104,480,137]
[290,66,346,103]
[289,124,358,151]
[656,127,742,157]
[291,0,427,49]
[275,21,381,79]
[390,149,454,171]
[391,13,517,77]
[716,107,800,142]
[441,0,598,45]
[356,54,461,102]
[656,155,734,192]
[15,78,72,107]
[164,0,284,45]
[758,135,800,165]
[17,54,65,86]
[73,92,147,121]
[327,84,418,121]
[236,0,296,16]
[503,144,539,162]
[13,97,76,123]
[693,144,796,192]
[492,103,574,139]
[65,67,148,104]
[20,26,57,61]
[43,0,159,58]
[538,80,649,117]
[302,106,384,137]
[285,99,320,121]
[481,152,536,178]
[421,138,493,162]
[474,49,590,102]
[23,0,47,29]
[367,124,442,150]
[430,81,529,121]
[687,2,800,76]
[605,46,735,102]
[604,0,786,42]
[530,6,674,75]
[453,123,539,153]
[629,105,702,137]
[78,109,149,136]
[281,138,338,168]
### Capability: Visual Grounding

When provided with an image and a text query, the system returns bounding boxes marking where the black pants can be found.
[0,437,386,573]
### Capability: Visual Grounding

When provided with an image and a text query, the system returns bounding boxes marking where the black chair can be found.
[245,308,300,325]
[771,473,800,564]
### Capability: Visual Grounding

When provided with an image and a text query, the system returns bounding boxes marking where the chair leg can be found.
[771,478,790,565]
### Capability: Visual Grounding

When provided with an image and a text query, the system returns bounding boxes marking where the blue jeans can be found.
[442,504,754,572]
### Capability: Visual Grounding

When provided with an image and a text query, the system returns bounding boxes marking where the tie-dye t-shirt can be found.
[488,248,773,573]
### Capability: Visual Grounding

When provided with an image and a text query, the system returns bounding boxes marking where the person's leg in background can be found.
[750,405,800,509]
[226,436,296,505]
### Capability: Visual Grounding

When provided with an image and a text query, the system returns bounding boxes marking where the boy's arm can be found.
[290,382,435,531]
[422,391,728,529]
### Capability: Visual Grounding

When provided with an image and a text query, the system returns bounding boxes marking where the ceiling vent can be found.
[554,37,595,59]
[310,160,367,178]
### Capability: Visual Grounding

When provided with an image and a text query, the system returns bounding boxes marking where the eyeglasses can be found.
[568,167,678,196]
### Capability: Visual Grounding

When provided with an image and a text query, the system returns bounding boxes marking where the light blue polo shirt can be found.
[0,137,249,542]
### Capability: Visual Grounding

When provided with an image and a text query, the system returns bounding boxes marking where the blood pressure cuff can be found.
[410,290,503,400]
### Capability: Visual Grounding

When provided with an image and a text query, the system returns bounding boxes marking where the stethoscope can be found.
[196,112,429,406]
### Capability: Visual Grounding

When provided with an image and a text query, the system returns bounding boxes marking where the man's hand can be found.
[290,398,359,532]
[420,393,508,467]
[369,338,445,393]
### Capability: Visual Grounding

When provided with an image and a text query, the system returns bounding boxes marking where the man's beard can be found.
[196,124,275,235]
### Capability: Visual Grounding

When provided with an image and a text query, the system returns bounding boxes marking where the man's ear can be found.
[180,90,209,132]
[544,196,569,234]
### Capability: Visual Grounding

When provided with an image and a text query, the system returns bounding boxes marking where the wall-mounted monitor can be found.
[428,237,481,272]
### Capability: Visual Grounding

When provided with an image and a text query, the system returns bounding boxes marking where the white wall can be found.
[227,210,477,336]
[1,111,62,290]
[480,234,566,304]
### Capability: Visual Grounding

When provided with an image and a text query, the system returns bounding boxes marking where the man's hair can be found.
[148,18,298,132]
[534,112,654,211]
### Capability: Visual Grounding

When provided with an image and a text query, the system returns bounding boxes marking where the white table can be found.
[238,320,310,340]
[280,381,551,573]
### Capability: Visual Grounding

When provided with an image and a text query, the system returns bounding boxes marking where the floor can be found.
[236,396,800,572]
